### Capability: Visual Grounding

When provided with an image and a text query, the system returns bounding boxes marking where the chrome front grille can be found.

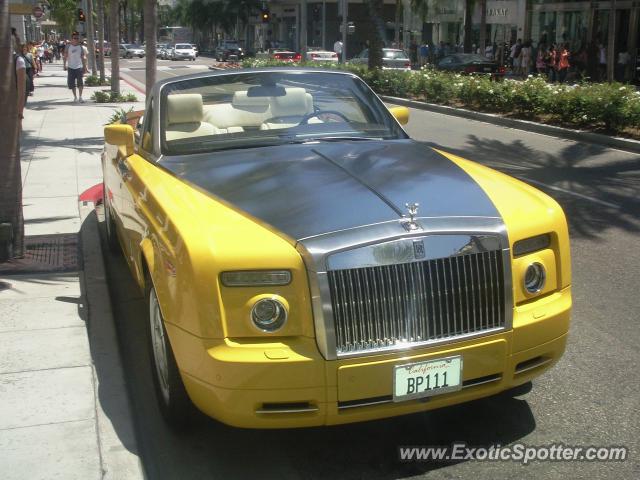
[327,250,505,355]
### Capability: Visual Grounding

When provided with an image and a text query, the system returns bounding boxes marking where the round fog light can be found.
[251,298,287,332]
[524,262,546,294]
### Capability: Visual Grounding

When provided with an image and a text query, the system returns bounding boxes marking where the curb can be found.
[78,202,145,480]
[381,95,640,154]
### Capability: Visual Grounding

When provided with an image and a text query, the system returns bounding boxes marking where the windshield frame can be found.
[155,69,408,157]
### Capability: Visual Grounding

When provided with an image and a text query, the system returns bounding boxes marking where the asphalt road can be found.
[100,67,640,479]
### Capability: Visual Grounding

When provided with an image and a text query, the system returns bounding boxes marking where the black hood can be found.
[160,140,500,240]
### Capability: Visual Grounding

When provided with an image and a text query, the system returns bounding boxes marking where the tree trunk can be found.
[367,0,385,68]
[479,0,487,53]
[607,0,616,83]
[86,0,98,76]
[97,0,106,82]
[394,0,400,48]
[463,0,473,53]
[129,1,135,43]
[0,3,25,259]
[139,7,144,43]
[110,0,121,94]
[144,0,156,97]
[121,2,128,42]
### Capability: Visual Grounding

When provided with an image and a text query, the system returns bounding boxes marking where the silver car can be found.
[171,43,196,61]
[120,43,145,58]
[350,48,411,70]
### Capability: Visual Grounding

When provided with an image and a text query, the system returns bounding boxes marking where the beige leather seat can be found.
[165,93,218,141]
[203,91,272,132]
[260,88,314,130]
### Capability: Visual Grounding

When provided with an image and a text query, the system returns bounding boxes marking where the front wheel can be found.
[103,185,120,253]
[147,282,196,429]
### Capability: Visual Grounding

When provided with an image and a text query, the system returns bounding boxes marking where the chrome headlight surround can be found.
[251,297,288,332]
[524,262,546,294]
[220,270,291,287]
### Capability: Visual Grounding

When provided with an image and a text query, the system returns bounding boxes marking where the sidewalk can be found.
[0,63,145,479]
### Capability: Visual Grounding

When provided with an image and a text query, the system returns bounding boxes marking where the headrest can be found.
[232,91,270,108]
[167,93,203,125]
[270,88,312,117]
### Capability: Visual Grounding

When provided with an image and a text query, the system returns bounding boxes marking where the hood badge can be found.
[402,202,422,232]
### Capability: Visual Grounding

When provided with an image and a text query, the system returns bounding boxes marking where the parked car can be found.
[268,49,302,62]
[350,48,411,70]
[436,53,506,78]
[103,68,572,429]
[119,43,145,58]
[160,45,173,60]
[306,47,339,63]
[156,43,168,59]
[171,43,196,61]
[215,41,244,62]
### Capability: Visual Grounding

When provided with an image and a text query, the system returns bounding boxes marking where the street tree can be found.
[110,0,120,95]
[97,0,106,82]
[49,0,78,37]
[0,2,24,259]
[144,0,156,97]
[365,0,385,69]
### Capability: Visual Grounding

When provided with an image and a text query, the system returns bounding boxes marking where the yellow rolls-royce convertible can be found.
[102,68,571,429]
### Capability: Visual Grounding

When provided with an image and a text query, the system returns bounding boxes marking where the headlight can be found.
[513,234,551,257]
[524,262,546,294]
[221,270,291,287]
[251,298,287,332]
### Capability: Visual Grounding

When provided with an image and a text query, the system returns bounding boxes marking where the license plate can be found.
[393,355,463,401]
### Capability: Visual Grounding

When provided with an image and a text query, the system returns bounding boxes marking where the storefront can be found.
[472,0,524,48]
[529,1,639,80]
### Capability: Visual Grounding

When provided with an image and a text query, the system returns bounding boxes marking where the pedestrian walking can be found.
[21,44,35,97]
[419,42,429,67]
[520,40,532,78]
[536,43,547,75]
[12,37,27,122]
[63,32,88,103]
[409,40,418,69]
[510,39,522,75]
[557,43,570,83]
[598,43,607,81]
[36,42,45,72]
[333,38,343,63]
[546,44,558,82]
[616,49,630,82]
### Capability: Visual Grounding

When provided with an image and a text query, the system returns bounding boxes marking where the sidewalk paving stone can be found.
[1,63,145,479]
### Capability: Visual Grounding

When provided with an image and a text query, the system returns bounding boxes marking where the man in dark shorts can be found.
[63,32,88,103]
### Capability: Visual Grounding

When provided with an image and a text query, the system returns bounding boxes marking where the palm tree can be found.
[144,0,156,97]
[365,0,385,68]
[110,0,121,95]
[479,0,487,53]
[0,3,24,259]
[97,0,106,82]
[86,0,98,76]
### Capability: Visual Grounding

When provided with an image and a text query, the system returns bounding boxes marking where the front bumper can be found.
[167,286,571,428]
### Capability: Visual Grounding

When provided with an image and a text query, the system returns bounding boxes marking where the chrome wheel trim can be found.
[149,288,170,404]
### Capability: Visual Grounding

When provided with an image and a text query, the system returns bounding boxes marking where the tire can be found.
[146,281,196,430]
[103,184,120,253]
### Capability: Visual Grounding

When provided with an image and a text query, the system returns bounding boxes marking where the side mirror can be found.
[105,124,135,156]
[389,106,410,125]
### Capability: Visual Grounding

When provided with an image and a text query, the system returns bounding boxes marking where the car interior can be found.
[165,87,321,140]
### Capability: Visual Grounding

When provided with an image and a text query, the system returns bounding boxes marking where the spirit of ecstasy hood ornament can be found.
[402,202,421,231]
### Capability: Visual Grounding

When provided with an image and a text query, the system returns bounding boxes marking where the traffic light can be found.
[78,8,85,22]
[260,8,270,23]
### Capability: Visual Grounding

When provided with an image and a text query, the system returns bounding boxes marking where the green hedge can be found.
[241,59,640,133]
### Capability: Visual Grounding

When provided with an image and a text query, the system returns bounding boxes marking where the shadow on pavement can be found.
[96,214,536,479]
[421,137,640,240]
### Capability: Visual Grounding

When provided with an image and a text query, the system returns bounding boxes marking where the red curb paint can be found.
[79,183,104,205]
[120,74,146,95]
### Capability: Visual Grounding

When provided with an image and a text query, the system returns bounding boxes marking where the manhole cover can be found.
[0,234,81,275]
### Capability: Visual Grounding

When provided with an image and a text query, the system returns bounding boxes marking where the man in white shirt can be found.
[63,32,88,103]
[333,38,343,62]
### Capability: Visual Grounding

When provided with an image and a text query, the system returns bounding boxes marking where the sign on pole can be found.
[32,6,44,19]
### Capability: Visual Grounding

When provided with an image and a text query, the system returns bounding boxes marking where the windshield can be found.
[161,71,407,155]
[383,50,409,59]
[175,44,191,49]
